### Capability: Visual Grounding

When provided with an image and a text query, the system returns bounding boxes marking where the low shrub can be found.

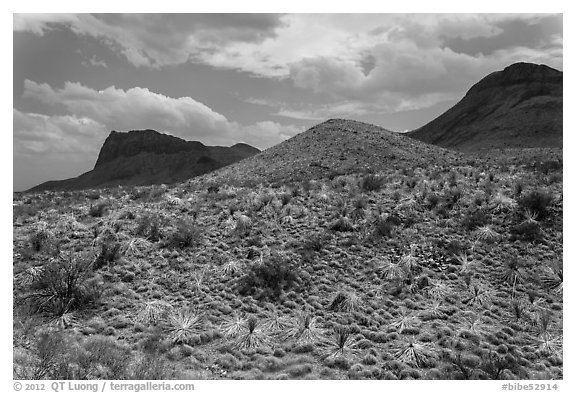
[517,190,554,219]
[461,208,490,231]
[164,219,203,249]
[89,202,109,217]
[24,252,100,319]
[237,253,301,300]
[360,175,384,192]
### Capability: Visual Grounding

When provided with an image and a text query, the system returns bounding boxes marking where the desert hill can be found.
[27,129,260,192]
[203,118,461,185]
[407,62,562,151]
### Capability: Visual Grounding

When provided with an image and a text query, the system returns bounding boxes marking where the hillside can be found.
[13,146,563,380]
[407,62,562,151]
[28,130,260,192]
[203,119,461,185]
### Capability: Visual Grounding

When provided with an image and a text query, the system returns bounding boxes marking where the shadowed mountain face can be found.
[201,118,461,185]
[407,62,562,151]
[28,130,259,192]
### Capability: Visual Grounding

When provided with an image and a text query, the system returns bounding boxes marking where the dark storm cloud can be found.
[443,14,562,56]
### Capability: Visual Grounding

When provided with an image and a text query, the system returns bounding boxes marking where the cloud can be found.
[82,56,108,68]
[13,108,108,157]
[14,13,286,68]
[20,80,303,150]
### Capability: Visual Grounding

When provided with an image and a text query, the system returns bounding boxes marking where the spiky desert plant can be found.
[535,333,562,356]
[328,291,362,312]
[375,258,406,281]
[397,197,418,212]
[462,284,494,308]
[220,314,246,338]
[533,308,554,336]
[330,216,354,232]
[475,225,500,243]
[458,313,489,336]
[510,298,527,322]
[422,299,445,319]
[498,258,525,294]
[165,309,204,345]
[191,268,207,293]
[220,260,242,277]
[398,246,420,274]
[490,193,517,212]
[322,325,360,359]
[427,279,451,300]
[261,310,291,335]
[135,300,173,326]
[49,311,78,329]
[284,312,324,344]
[18,266,45,286]
[521,209,539,225]
[120,238,152,257]
[235,316,271,350]
[541,260,563,294]
[392,307,420,332]
[393,340,436,368]
[455,253,477,274]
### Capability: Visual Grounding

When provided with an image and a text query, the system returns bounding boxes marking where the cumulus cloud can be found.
[19,80,303,153]
[13,108,108,157]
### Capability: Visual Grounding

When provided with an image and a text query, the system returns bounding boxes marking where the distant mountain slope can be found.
[28,130,259,192]
[407,62,562,151]
[201,118,461,185]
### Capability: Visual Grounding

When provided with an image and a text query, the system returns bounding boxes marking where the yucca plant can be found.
[283,312,324,344]
[120,237,152,257]
[521,209,539,225]
[422,299,445,319]
[426,280,451,300]
[322,325,360,359]
[235,316,271,350]
[535,333,562,356]
[261,310,291,335]
[165,309,204,345]
[392,307,420,332]
[375,258,406,281]
[49,311,78,329]
[541,260,563,294]
[458,313,488,336]
[393,339,436,368]
[220,260,242,277]
[191,268,207,293]
[398,247,420,275]
[220,314,246,338]
[490,193,516,213]
[475,225,500,243]
[328,291,362,312]
[135,300,173,325]
[498,258,525,295]
[455,253,477,274]
[462,284,494,308]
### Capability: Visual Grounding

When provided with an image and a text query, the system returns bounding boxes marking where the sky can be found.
[13,13,563,191]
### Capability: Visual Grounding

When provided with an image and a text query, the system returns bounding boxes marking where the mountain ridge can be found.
[27,130,260,192]
[407,62,562,151]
